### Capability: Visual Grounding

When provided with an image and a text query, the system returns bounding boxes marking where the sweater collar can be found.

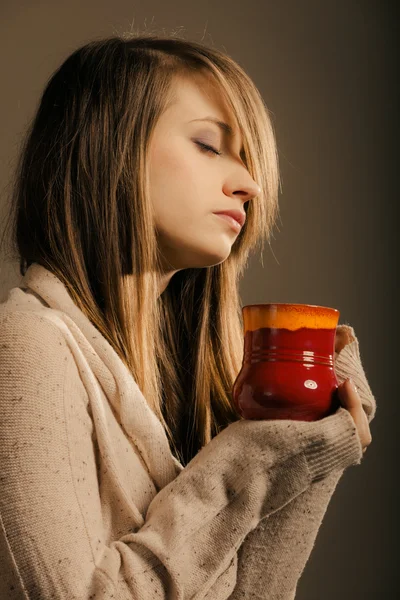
[21,262,184,487]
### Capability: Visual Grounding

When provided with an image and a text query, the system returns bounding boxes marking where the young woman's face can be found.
[148,73,260,294]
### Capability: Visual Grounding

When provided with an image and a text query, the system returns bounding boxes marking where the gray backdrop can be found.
[0,1,397,598]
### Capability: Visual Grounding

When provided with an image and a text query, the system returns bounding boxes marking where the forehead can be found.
[164,73,243,146]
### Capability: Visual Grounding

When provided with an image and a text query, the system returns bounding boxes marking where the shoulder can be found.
[0,304,76,384]
[0,299,89,415]
[1,285,70,344]
[1,308,69,349]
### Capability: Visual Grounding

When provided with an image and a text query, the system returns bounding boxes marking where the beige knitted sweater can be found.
[0,263,377,599]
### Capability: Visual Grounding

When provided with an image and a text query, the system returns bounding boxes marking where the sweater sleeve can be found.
[0,313,364,600]
[228,323,378,600]
[332,324,377,424]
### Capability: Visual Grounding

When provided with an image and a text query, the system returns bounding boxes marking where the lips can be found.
[213,209,246,227]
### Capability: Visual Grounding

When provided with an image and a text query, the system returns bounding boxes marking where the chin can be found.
[188,240,233,267]
[159,235,233,269]
[171,252,230,270]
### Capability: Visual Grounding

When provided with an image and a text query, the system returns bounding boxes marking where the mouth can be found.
[213,209,246,228]
[213,212,242,232]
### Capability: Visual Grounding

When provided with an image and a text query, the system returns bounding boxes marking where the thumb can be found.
[338,378,359,406]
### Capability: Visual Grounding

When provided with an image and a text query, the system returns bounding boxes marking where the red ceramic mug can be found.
[232,303,341,421]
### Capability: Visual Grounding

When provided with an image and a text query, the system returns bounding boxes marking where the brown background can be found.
[0,1,397,597]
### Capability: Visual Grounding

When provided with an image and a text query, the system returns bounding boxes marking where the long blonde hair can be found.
[2,34,281,466]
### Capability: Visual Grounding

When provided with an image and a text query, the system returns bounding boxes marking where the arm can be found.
[0,313,364,600]
[229,324,377,600]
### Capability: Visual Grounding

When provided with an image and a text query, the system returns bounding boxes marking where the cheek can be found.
[150,140,197,186]
[149,144,210,223]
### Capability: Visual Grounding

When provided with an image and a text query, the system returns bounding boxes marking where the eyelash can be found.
[195,141,222,156]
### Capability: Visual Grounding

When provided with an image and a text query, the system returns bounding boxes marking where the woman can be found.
[0,35,375,599]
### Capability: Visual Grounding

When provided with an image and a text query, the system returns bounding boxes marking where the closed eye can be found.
[194,141,222,157]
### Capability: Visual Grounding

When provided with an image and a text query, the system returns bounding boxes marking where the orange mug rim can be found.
[243,302,339,313]
[242,302,340,330]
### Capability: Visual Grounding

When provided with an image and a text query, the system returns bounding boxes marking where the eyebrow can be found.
[189,116,235,136]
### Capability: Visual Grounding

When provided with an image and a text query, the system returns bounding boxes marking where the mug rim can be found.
[243,302,339,313]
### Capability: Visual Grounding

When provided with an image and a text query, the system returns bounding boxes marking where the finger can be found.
[338,378,360,407]
[338,379,372,452]
[335,328,353,353]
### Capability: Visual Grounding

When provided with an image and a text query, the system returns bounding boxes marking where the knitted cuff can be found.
[295,407,363,482]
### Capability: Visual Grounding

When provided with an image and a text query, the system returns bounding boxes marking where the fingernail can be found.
[348,377,358,393]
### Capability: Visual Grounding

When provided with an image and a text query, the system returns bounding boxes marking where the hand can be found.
[335,327,354,354]
[337,378,372,453]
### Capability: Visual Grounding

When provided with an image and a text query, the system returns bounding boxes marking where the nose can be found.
[223,177,261,205]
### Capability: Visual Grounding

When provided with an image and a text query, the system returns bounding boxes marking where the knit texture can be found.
[0,263,377,599]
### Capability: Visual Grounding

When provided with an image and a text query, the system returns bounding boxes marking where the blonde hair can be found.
[2,34,281,466]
